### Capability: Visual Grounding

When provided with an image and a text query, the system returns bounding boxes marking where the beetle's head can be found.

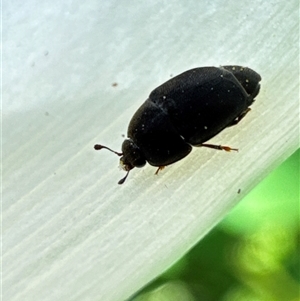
[94,139,146,184]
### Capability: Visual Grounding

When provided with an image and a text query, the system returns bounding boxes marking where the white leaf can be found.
[3,1,299,301]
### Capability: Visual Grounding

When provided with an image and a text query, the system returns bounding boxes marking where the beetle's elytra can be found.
[95,65,261,184]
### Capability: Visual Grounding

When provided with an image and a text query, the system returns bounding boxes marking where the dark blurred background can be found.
[130,149,299,301]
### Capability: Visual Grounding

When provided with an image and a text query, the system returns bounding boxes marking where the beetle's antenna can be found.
[94,144,123,156]
[118,171,130,185]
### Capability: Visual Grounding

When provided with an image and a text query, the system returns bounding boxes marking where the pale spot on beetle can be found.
[204,126,208,130]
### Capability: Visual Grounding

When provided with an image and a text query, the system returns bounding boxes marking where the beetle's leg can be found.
[228,107,251,126]
[155,166,165,175]
[200,144,238,152]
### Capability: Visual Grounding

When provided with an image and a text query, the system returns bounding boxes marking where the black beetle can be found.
[95,65,261,184]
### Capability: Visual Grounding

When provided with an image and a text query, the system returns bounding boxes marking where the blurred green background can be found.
[130,149,299,301]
